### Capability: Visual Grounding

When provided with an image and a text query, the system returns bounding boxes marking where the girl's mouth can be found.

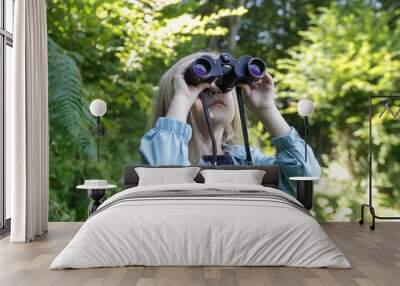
[208,100,226,108]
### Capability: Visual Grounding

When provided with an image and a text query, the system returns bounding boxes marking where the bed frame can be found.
[122,165,315,210]
[123,165,280,190]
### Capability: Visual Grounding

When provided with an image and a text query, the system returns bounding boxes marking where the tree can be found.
[48,37,95,221]
[47,0,247,221]
[273,0,400,220]
[196,0,331,62]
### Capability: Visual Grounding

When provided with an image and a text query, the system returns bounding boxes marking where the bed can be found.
[50,165,351,269]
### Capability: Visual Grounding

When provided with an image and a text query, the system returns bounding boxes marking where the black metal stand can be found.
[88,189,105,216]
[359,95,400,230]
[303,116,308,162]
[96,116,100,162]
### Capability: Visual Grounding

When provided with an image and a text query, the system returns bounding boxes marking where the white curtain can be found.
[7,0,49,242]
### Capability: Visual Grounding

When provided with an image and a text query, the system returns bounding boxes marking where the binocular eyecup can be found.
[184,53,266,93]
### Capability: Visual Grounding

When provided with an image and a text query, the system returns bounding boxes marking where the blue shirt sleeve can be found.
[139,117,192,165]
[251,127,321,196]
[227,127,321,196]
[270,127,321,177]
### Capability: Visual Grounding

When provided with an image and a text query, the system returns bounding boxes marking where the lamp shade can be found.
[90,99,107,117]
[298,99,314,117]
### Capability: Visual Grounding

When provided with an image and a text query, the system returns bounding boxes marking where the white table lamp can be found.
[298,99,314,162]
[89,99,107,161]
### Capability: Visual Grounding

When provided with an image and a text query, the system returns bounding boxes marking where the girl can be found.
[139,52,321,196]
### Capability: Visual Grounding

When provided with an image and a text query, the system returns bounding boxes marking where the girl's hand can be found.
[238,72,291,137]
[173,61,211,109]
[238,72,276,116]
[167,60,211,122]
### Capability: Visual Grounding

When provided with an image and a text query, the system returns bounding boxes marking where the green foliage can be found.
[196,0,331,63]
[48,37,96,221]
[274,1,400,220]
[48,38,95,152]
[47,0,246,221]
[47,0,400,222]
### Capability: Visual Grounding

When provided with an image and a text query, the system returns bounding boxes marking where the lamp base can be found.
[88,189,105,216]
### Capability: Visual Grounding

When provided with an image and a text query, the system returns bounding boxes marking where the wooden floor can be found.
[0,222,399,286]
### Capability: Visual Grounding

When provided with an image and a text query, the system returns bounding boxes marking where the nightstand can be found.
[289,177,319,210]
[77,180,117,216]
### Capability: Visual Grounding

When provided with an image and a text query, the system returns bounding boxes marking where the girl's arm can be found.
[139,117,192,165]
[238,72,321,185]
[141,60,210,165]
[238,72,290,137]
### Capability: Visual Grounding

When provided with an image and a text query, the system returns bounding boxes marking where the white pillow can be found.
[135,167,200,186]
[200,169,266,185]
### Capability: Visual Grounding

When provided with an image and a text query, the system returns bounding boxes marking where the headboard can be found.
[123,165,280,189]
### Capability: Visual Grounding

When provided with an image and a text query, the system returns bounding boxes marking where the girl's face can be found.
[191,83,235,130]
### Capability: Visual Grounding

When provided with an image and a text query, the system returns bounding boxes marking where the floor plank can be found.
[0,222,399,286]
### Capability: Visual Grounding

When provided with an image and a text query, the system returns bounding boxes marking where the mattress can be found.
[50,183,351,269]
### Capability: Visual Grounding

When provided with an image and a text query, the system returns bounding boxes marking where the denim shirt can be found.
[139,117,321,197]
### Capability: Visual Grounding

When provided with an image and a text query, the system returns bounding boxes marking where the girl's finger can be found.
[177,59,193,74]
[196,82,211,92]
[173,73,186,86]
[237,83,252,96]
[262,72,274,84]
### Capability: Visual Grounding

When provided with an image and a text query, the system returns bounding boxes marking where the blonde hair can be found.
[150,52,242,164]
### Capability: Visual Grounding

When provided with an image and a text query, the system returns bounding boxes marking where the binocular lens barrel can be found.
[184,57,213,86]
[248,58,265,78]
[249,65,261,76]
[193,63,208,76]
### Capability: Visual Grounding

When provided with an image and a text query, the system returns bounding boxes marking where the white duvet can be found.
[50,183,351,269]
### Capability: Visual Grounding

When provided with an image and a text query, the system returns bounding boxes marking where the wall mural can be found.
[46,0,400,222]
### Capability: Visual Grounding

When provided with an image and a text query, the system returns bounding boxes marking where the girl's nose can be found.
[209,83,222,95]
[210,89,221,96]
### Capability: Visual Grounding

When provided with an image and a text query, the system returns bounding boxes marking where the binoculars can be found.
[183,53,266,166]
[184,53,266,92]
